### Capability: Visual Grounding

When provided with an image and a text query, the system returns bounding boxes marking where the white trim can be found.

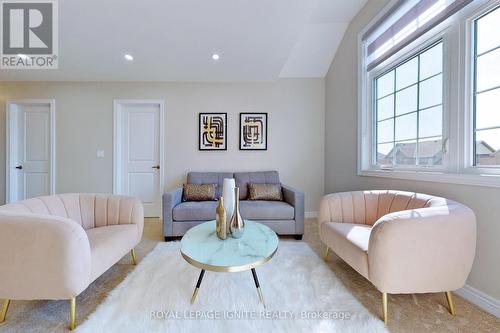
[113,99,165,215]
[462,0,500,173]
[305,211,318,219]
[5,99,56,203]
[456,284,500,318]
[359,169,500,188]
[367,34,450,171]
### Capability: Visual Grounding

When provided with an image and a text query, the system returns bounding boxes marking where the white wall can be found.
[325,0,500,305]
[0,79,325,211]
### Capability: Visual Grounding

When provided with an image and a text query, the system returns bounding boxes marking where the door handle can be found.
[152,165,160,169]
[15,165,23,170]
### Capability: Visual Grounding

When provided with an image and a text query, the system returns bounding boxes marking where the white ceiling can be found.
[0,0,367,81]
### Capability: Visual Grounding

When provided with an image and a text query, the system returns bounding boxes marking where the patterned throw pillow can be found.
[182,184,217,201]
[248,183,283,201]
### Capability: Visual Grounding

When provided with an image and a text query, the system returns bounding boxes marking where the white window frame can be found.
[358,0,500,188]
[370,36,448,171]
[464,1,500,175]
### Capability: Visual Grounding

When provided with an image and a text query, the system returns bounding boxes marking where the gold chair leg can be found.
[69,297,76,330]
[0,299,11,323]
[131,249,137,265]
[382,292,388,325]
[256,287,266,308]
[323,246,330,260]
[445,291,456,316]
[190,288,199,304]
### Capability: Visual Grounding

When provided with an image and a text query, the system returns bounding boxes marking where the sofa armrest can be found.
[282,184,305,235]
[130,197,145,241]
[318,193,338,227]
[0,213,92,300]
[368,204,476,294]
[162,187,183,237]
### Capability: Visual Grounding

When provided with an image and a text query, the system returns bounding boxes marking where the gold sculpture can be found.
[216,196,227,240]
[229,187,245,238]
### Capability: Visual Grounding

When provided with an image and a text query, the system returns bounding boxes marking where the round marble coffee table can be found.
[180,220,278,308]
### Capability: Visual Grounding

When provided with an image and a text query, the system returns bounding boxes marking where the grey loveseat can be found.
[162,171,304,241]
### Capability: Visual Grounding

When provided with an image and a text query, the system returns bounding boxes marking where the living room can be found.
[0,0,499,332]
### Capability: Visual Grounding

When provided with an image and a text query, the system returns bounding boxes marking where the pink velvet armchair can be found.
[319,190,476,324]
[0,193,144,330]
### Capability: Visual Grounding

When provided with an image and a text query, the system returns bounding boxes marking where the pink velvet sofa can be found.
[0,193,144,330]
[319,190,476,324]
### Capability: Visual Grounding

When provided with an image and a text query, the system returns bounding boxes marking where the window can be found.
[358,0,500,187]
[473,5,500,166]
[375,42,443,168]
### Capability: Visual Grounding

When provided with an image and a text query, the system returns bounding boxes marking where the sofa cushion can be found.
[187,172,233,198]
[239,200,294,220]
[321,222,371,279]
[248,183,283,201]
[86,225,140,281]
[182,184,217,201]
[234,171,280,199]
[173,201,218,221]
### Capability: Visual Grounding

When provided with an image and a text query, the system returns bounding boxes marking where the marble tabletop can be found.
[180,220,279,272]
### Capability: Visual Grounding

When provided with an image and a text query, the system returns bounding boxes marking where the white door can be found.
[114,100,164,217]
[6,100,55,202]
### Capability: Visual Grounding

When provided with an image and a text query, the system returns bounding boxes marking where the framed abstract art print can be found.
[239,113,267,150]
[199,113,227,150]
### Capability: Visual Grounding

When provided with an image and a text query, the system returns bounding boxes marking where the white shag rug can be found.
[76,241,388,333]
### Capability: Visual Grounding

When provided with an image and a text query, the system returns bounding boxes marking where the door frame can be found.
[113,99,165,208]
[5,99,56,203]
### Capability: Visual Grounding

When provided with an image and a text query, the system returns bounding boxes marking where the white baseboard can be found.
[455,284,500,318]
[305,211,318,219]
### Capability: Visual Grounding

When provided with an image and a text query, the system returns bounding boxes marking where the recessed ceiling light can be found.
[17,54,28,59]
[212,54,220,61]
[124,54,134,61]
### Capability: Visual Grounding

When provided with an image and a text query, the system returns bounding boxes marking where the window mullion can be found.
[472,18,478,166]
[393,71,396,168]
[416,53,421,166]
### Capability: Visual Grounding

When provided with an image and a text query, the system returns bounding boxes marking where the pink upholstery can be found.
[0,194,143,300]
[87,225,140,281]
[319,190,476,294]
[321,223,371,278]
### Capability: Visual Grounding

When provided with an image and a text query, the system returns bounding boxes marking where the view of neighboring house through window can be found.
[473,5,500,166]
[375,42,443,167]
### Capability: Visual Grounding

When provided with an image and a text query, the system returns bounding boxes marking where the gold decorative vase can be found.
[229,187,245,238]
[216,196,227,240]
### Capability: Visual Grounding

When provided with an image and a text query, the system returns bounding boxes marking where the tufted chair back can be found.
[0,193,143,233]
[319,190,451,226]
